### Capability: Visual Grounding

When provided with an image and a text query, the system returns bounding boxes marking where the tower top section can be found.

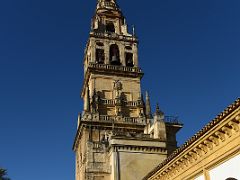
[90,0,135,38]
[96,0,120,12]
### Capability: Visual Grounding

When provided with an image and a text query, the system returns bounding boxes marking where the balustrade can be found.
[88,62,142,73]
[90,31,137,42]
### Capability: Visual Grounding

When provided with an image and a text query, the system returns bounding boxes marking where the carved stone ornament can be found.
[113,80,122,90]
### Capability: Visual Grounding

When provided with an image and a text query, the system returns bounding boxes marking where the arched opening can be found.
[96,49,105,64]
[110,44,120,65]
[125,53,134,67]
[125,46,132,50]
[106,22,115,33]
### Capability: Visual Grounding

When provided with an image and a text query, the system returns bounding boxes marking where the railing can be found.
[88,62,142,73]
[100,99,142,107]
[101,99,115,105]
[99,115,144,125]
[101,1,116,8]
[164,116,181,124]
[90,31,137,42]
[99,115,115,122]
[92,142,104,150]
[126,100,143,106]
[124,117,141,124]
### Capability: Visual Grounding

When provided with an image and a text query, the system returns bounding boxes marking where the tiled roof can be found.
[143,98,240,180]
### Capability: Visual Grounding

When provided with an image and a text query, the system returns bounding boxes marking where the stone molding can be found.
[144,98,240,180]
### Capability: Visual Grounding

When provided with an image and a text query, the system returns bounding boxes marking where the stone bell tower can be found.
[73,0,183,180]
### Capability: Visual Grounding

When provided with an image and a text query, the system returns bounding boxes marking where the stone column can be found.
[119,44,125,66]
[133,43,138,67]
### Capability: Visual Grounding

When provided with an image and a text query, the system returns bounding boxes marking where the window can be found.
[125,53,133,67]
[110,44,120,65]
[106,22,115,33]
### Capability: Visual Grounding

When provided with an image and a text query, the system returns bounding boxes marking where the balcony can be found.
[90,31,138,42]
[100,99,143,107]
[101,1,116,8]
[164,116,182,125]
[99,115,145,125]
[88,62,142,73]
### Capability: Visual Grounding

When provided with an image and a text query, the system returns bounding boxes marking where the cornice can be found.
[81,63,143,97]
[143,98,240,180]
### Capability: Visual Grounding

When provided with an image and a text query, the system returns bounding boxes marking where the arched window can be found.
[106,22,115,33]
[110,44,120,65]
[125,53,134,67]
[125,46,132,50]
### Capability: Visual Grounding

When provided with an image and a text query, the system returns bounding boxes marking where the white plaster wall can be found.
[195,175,204,180]
[209,154,240,180]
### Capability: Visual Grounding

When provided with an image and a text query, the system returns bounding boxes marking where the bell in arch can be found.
[110,44,120,65]
[111,55,118,62]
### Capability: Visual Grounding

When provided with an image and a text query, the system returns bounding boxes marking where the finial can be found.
[155,103,164,116]
[132,25,135,37]
[146,91,149,99]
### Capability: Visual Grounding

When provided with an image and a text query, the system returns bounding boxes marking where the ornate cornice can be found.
[81,63,143,97]
[143,98,240,180]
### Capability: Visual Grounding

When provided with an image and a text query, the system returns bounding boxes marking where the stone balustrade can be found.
[100,98,143,107]
[90,31,137,42]
[88,62,142,73]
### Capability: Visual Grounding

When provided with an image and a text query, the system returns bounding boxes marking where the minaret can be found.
[73,1,182,180]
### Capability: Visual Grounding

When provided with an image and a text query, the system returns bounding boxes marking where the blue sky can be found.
[0,0,239,179]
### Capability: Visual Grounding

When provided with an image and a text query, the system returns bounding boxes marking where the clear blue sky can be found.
[0,0,239,179]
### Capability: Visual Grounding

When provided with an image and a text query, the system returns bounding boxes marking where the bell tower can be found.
[73,1,182,180]
[82,0,143,120]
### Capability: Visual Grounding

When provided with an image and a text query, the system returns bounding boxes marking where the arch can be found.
[125,46,132,50]
[96,49,105,64]
[125,52,134,67]
[106,22,115,33]
[96,42,104,47]
[109,44,120,65]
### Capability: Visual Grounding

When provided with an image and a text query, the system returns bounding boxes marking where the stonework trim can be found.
[143,98,240,180]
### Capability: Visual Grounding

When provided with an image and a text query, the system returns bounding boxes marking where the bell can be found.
[127,58,132,64]
[111,55,118,62]
[98,57,103,63]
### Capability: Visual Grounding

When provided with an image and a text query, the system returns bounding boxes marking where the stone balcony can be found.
[99,1,117,9]
[90,31,138,42]
[88,62,142,73]
[100,98,143,107]
[164,116,182,125]
[81,112,146,126]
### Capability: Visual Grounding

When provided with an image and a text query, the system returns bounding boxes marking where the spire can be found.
[145,91,152,119]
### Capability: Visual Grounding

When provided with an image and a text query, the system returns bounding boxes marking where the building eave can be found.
[143,97,240,180]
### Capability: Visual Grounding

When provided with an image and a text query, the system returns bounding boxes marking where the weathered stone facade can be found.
[73,0,182,180]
